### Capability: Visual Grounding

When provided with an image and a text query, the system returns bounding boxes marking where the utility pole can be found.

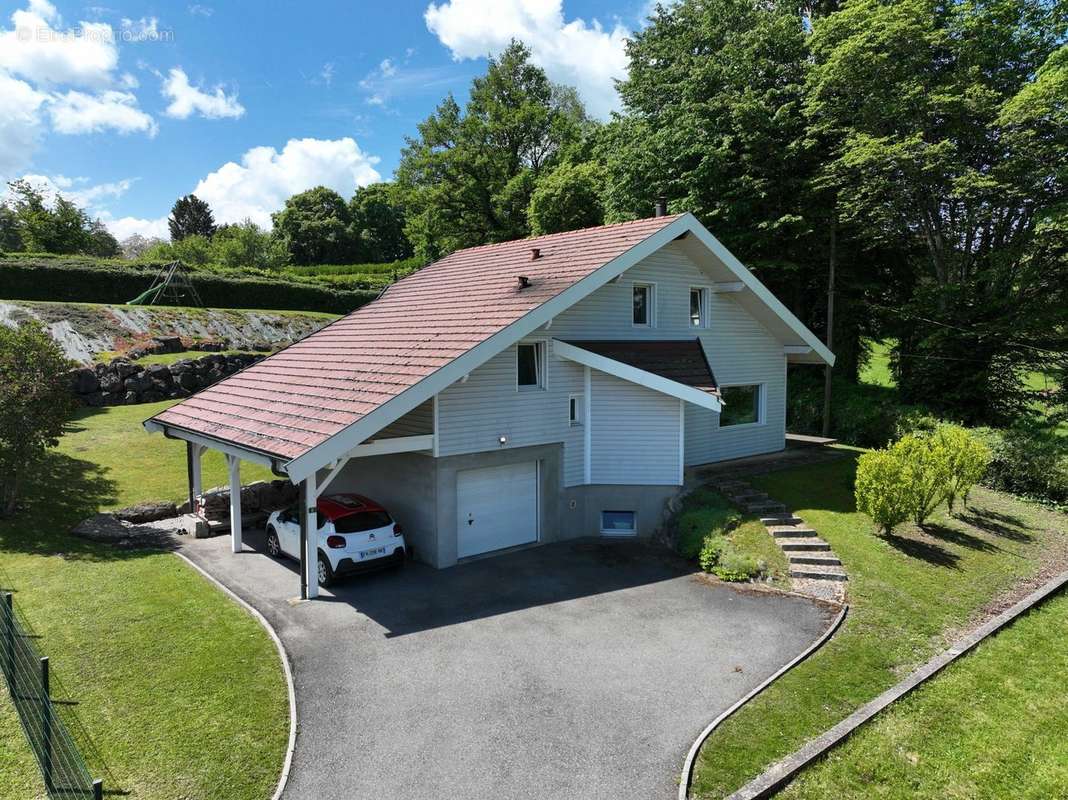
[822,209,836,438]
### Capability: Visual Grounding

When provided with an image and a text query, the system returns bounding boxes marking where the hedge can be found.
[0,262,378,314]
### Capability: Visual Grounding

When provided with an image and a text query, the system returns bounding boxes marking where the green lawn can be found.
[0,400,286,800]
[689,451,1068,798]
[95,349,260,366]
[779,592,1068,799]
[859,339,896,388]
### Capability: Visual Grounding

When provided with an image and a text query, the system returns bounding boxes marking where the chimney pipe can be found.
[530,247,541,260]
[654,196,668,217]
[517,275,531,289]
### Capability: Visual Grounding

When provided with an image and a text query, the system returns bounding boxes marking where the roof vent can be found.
[517,275,532,289]
[530,247,541,260]
[654,196,668,217]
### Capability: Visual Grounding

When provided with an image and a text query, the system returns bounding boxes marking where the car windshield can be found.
[332,510,393,534]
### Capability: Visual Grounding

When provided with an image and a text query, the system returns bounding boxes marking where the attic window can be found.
[517,342,545,391]
[633,283,655,326]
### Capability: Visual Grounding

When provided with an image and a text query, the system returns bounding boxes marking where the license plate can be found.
[360,547,385,559]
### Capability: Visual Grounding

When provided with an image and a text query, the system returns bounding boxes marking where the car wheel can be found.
[317,553,334,587]
[265,528,281,558]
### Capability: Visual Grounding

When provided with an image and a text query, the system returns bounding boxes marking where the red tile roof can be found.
[563,340,719,396]
[150,214,684,461]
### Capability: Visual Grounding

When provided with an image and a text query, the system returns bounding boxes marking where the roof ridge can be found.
[442,213,686,258]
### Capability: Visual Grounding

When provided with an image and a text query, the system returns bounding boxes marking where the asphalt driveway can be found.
[179,532,832,800]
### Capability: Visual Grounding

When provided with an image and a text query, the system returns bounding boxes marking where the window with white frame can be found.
[690,287,709,327]
[568,393,584,425]
[719,384,763,426]
[516,342,545,390]
[600,510,636,536]
[632,283,654,326]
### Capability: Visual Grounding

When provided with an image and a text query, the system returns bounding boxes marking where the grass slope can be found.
[690,452,1068,798]
[780,592,1068,799]
[0,400,286,799]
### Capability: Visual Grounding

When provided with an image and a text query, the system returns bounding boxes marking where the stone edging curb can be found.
[724,567,1068,800]
[174,552,297,800]
[677,603,850,800]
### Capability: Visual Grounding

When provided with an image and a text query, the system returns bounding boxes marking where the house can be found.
[145,211,833,598]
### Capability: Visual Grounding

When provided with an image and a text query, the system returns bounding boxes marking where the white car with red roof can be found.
[265,493,406,586]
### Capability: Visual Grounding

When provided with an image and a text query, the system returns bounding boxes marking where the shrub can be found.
[0,322,75,514]
[698,535,728,572]
[675,489,740,559]
[855,448,914,534]
[712,545,763,582]
[894,433,954,525]
[973,425,1068,505]
[935,424,992,512]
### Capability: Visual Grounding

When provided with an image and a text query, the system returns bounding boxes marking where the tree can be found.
[397,41,586,259]
[0,322,75,514]
[805,0,1068,423]
[142,234,213,266]
[528,162,606,235]
[211,219,288,270]
[348,183,413,263]
[5,180,91,253]
[86,219,120,257]
[0,205,21,252]
[271,186,355,264]
[168,194,217,241]
[119,233,166,259]
[605,0,871,378]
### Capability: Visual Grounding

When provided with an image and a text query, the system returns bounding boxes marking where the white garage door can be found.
[457,461,539,558]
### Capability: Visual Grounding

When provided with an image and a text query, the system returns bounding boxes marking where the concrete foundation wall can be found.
[331,452,438,566]
[562,484,678,540]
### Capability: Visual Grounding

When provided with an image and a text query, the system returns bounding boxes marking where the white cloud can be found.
[119,16,168,42]
[188,4,213,17]
[15,173,135,209]
[189,137,382,229]
[0,72,47,178]
[48,89,157,135]
[320,61,334,86]
[424,0,629,118]
[0,1,119,87]
[379,58,396,78]
[101,213,169,240]
[161,67,245,119]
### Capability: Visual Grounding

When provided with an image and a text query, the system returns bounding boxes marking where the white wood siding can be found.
[372,399,434,439]
[552,241,787,466]
[436,240,788,477]
[590,372,681,485]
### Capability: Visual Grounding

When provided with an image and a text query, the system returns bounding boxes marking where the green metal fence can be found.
[1,592,102,799]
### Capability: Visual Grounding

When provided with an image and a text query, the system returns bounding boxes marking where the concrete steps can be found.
[789,563,848,581]
[709,473,849,590]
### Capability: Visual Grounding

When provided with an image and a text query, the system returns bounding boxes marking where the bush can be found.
[675,488,740,559]
[698,535,728,572]
[973,425,1068,505]
[0,261,377,314]
[935,424,992,511]
[855,448,914,534]
[894,433,954,525]
[712,546,763,582]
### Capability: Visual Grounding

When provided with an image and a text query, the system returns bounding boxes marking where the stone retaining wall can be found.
[68,351,263,406]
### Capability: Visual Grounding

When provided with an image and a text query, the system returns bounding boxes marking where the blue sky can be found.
[0,0,653,240]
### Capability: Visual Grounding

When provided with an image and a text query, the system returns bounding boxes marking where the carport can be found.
[144,419,434,599]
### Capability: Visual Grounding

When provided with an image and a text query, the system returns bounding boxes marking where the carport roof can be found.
[146,214,684,463]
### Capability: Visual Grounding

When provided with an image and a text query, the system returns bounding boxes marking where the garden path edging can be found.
[677,604,849,800]
[723,567,1068,800]
[174,551,298,800]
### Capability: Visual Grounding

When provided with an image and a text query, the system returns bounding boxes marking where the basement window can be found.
[601,510,636,536]
[517,342,545,391]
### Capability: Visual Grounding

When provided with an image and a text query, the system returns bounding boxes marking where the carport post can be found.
[227,454,242,554]
[186,442,203,513]
[299,474,319,599]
